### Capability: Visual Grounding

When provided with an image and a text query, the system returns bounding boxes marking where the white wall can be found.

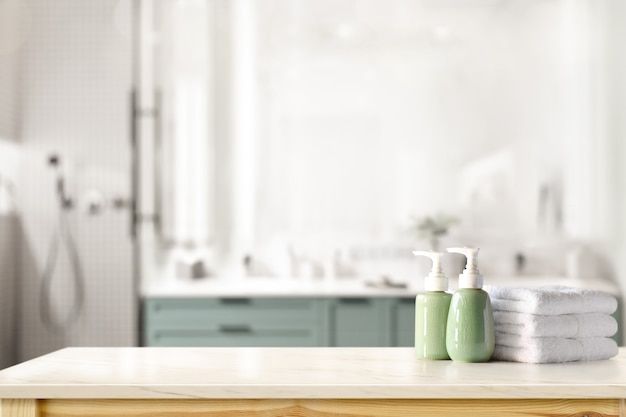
[605,0,626,340]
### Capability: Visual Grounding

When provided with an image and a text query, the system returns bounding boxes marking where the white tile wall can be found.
[0,0,23,140]
[17,0,136,360]
[0,0,24,368]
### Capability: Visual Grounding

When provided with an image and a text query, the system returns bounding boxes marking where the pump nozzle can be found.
[447,247,483,289]
[413,250,448,291]
[413,250,443,273]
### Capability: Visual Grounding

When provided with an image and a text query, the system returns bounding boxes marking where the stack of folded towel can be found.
[486,286,619,363]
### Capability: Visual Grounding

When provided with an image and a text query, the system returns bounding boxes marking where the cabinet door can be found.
[392,298,415,347]
[330,298,389,347]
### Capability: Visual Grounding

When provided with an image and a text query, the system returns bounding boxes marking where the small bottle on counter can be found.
[412,250,452,360]
[445,247,495,362]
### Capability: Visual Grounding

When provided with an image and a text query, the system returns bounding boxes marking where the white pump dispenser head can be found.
[447,247,483,289]
[412,250,448,292]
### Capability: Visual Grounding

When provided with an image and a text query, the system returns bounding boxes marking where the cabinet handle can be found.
[219,324,253,334]
[219,298,251,305]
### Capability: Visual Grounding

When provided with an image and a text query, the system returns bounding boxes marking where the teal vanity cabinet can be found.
[329,298,390,346]
[143,297,415,347]
[392,297,417,347]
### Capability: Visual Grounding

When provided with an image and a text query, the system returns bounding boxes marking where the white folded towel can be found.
[493,332,618,363]
[494,311,618,338]
[486,286,618,315]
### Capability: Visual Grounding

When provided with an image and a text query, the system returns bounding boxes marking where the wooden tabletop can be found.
[0,347,624,399]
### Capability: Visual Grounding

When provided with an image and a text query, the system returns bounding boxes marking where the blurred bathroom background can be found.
[1,0,626,366]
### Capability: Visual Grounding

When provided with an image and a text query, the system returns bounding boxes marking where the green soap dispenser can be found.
[413,251,452,360]
[445,247,495,362]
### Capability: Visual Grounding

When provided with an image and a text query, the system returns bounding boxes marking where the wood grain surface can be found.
[1,399,38,417]
[38,399,621,417]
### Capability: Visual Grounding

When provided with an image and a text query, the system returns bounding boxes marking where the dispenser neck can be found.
[458,271,483,289]
[425,272,448,292]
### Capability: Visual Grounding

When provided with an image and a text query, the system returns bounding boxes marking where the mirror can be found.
[143,0,623,282]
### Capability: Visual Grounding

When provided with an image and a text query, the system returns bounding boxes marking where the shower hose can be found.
[39,157,86,331]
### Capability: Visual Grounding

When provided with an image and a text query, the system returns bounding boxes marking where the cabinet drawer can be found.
[145,298,319,328]
[146,324,319,347]
[330,298,389,347]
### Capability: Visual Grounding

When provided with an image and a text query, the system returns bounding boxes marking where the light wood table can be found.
[0,347,625,416]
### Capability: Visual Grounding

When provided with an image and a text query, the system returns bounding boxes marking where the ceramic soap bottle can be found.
[413,251,452,360]
[445,247,494,362]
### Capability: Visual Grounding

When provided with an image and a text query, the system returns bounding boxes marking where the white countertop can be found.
[0,347,625,399]
[141,276,621,298]
[142,278,417,298]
